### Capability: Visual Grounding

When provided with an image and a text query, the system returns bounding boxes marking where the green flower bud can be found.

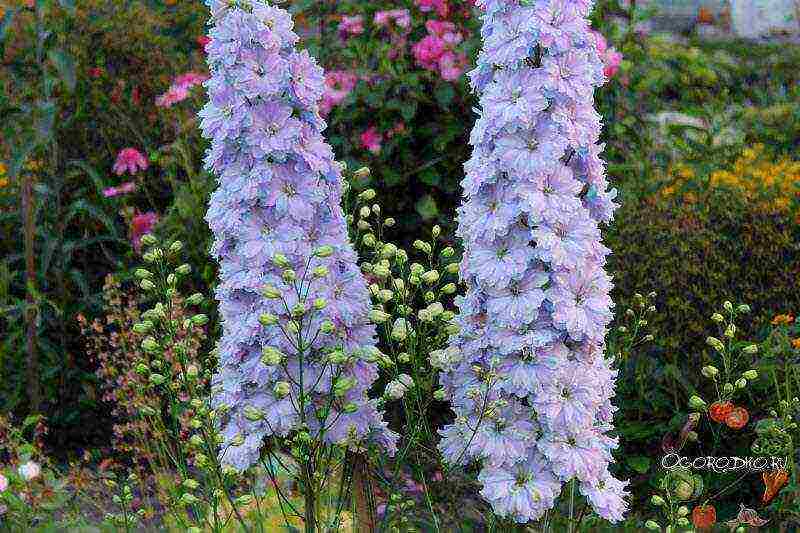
[141,234,158,247]
[422,270,440,284]
[441,246,455,258]
[183,479,199,490]
[701,365,719,378]
[189,434,203,447]
[384,217,396,227]
[313,298,327,311]
[743,370,758,380]
[433,388,446,401]
[737,304,751,314]
[327,350,347,364]
[235,494,254,506]
[343,403,358,414]
[176,264,191,276]
[359,206,372,219]
[357,220,371,231]
[135,363,149,375]
[372,264,390,278]
[262,285,282,299]
[273,253,291,268]
[243,406,264,421]
[441,283,457,294]
[140,279,156,291]
[291,303,306,317]
[706,336,725,352]
[735,378,747,389]
[363,234,376,247]
[314,245,334,258]
[313,265,329,278]
[273,382,291,398]
[133,321,153,334]
[723,382,734,394]
[688,395,707,410]
[445,263,459,275]
[149,373,166,386]
[380,243,397,259]
[259,313,278,326]
[354,168,372,181]
[711,312,724,323]
[186,293,204,306]
[644,521,661,531]
[287,321,300,334]
[723,301,733,312]
[134,268,153,279]
[742,344,758,354]
[261,347,284,366]
[651,495,665,506]
[141,337,159,353]
[413,240,432,254]
[320,321,335,334]
[369,309,391,324]
[410,263,425,275]
[282,269,297,283]
[677,506,689,517]
[432,225,441,238]
[190,314,209,326]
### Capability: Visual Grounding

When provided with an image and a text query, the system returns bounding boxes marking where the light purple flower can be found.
[439,0,626,523]
[201,0,396,471]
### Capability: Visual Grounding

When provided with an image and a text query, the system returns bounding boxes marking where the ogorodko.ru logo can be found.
[661,452,788,474]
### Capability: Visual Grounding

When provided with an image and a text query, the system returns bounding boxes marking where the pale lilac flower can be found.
[201,0,395,471]
[18,461,40,481]
[0,473,7,492]
[439,0,625,523]
[103,181,136,198]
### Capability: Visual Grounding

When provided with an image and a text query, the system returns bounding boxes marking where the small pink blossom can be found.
[88,67,104,78]
[374,9,411,29]
[113,148,148,176]
[412,22,467,80]
[156,72,208,108]
[103,181,136,198]
[320,70,358,115]
[130,211,158,253]
[338,15,364,39]
[197,35,211,51]
[360,127,382,154]
[0,473,7,492]
[590,30,623,79]
[415,0,449,18]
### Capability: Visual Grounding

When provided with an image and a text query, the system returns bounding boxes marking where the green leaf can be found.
[415,195,438,220]
[626,456,652,474]
[419,168,440,187]
[434,84,455,107]
[48,48,76,92]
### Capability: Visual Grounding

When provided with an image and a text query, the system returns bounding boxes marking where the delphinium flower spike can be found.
[200,0,396,471]
[437,0,627,524]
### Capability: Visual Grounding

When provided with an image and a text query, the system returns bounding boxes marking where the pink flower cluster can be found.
[113,148,148,176]
[415,0,449,18]
[374,9,411,29]
[591,30,623,79]
[155,71,209,108]
[320,70,359,116]
[338,15,365,39]
[411,20,468,81]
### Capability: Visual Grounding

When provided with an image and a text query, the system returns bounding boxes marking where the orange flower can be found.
[692,504,716,529]
[772,314,795,326]
[697,7,714,24]
[762,469,789,504]
[725,406,749,430]
[791,338,800,350]
[708,401,733,423]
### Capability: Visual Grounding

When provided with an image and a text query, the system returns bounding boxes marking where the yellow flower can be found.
[772,314,795,326]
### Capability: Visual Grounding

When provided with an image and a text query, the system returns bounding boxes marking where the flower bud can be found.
[432,225,441,238]
[354,168,372,181]
[651,495,665,506]
[282,269,297,283]
[149,373,166,386]
[380,243,397,259]
[422,270,440,284]
[357,220,371,231]
[142,337,159,353]
[737,304,750,314]
[445,263,459,275]
[372,264,390,278]
[312,265,329,278]
[441,283,457,294]
[261,347,284,366]
[723,301,733,312]
[262,285,281,299]
[327,350,347,364]
[742,344,758,354]
[343,403,358,414]
[314,245,334,258]
[259,313,278,326]
[377,289,393,303]
[190,314,209,326]
[735,378,747,389]
[133,321,153,334]
[186,364,199,378]
[434,388,446,401]
[140,279,156,291]
[359,206,372,219]
[724,324,736,338]
[688,395,707,410]
[273,382,290,398]
[369,309,391,324]
[186,293,204,306]
[384,217,396,227]
[273,253,291,269]
[711,313,724,323]
[723,382,734,394]
[320,321,335,334]
[742,369,758,380]
[176,264,191,276]
[701,366,718,379]
[313,298,327,311]
[677,506,689,517]
[135,268,153,279]
[644,520,660,530]
[291,303,306,317]
[706,337,725,352]
[141,234,158,247]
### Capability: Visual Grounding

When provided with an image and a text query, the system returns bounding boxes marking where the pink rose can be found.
[113,148,148,176]
[360,127,382,154]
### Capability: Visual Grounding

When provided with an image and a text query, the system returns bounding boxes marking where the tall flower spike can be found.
[438,0,627,523]
[201,0,396,471]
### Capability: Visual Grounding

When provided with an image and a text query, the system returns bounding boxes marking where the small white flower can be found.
[385,381,406,400]
[18,461,41,481]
